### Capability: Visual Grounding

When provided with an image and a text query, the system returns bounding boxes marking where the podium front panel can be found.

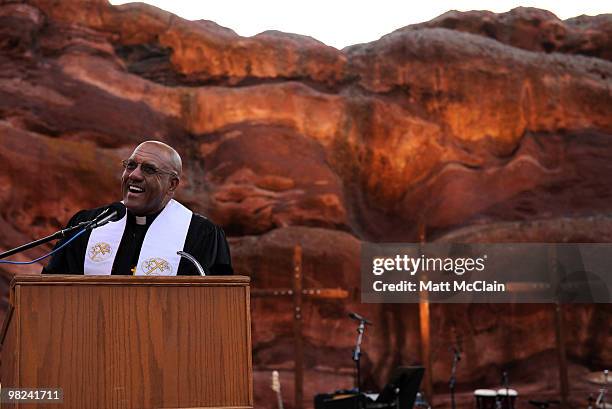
[1,275,253,409]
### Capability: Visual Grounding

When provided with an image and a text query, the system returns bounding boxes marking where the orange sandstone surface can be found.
[0,1,610,408]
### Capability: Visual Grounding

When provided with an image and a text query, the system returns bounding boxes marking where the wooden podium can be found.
[0,275,253,409]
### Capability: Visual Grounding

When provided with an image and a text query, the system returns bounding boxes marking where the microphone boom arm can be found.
[0,222,89,260]
[0,202,125,261]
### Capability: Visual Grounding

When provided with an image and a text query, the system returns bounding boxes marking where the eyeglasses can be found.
[121,159,177,177]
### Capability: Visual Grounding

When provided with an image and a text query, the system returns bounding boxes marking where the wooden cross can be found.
[251,245,349,409]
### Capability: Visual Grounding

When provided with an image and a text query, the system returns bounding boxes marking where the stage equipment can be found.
[590,370,609,409]
[271,370,285,409]
[496,388,518,409]
[473,371,518,409]
[0,202,126,261]
[474,390,498,409]
[349,312,373,325]
[314,366,424,409]
[449,346,461,409]
[350,311,373,392]
[414,391,431,409]
[587,370,610,386]
[495,371,517,409]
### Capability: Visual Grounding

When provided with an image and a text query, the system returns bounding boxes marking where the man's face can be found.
[121,144,179,216]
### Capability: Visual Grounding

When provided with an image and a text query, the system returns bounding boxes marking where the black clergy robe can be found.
[43,204,233,275]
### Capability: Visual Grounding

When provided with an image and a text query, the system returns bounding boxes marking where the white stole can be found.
[84,199,192,276]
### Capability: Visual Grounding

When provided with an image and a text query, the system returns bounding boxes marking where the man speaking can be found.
[44,141,233,276]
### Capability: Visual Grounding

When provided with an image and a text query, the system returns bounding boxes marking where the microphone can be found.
[87,202,126,229]
[349,312,373,325]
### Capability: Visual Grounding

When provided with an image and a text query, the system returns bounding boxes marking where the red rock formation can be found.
[405,8,612,61]
[0,1,610,408]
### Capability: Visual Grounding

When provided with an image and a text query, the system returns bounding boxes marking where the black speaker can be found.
[377,366,425,409]
[314,366,425,409]
[314,393,368,409]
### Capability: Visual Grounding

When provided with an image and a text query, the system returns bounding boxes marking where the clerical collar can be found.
[127,208,163,226]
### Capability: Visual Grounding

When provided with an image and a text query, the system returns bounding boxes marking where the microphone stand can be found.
[450,348,460,409]
[352,319,367,393]
[502,371,512,409]
[595,370,608,409]
[0,205,124,261]
[0,222,88,260]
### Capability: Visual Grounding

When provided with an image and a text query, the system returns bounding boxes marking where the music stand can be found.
[376,366,425,408]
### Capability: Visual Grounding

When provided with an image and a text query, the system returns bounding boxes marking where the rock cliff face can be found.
[0,1,610,408]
